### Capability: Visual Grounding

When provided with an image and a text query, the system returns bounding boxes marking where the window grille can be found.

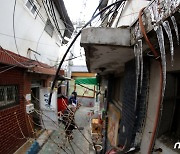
[25,0,40,16]
[45,19,54,37]
[0,85,19,109]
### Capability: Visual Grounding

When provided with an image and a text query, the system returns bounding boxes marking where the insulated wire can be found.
[116,1,126,27]
[33,54,56,68]
[51,0,74,34]
[34,109,69,154]
[34,106,76,135]
[47,54,85,63]
[43,0,75,56]
[27,115,36,139]
[71,140,86,154]
[2,127,29,140]
[49,0,63,38]
[93,5,116,27]
[28,114,43,127]
[64,139,73,154]
[0,65,16,69]
[13,0,20,55]
[48,0,126,106]
[26,97,70,153]
[33,108,92,154]
[34,109,60,130]
[106,1,122,27]
[32,26,63,69]
[60,101,93,146]
[28,0,46,23]
[44,0,65,39]
[0,32,62,47]
[10,0,75,70]
[138,8,163,154]
[42,0,61,37]
[0,65,17,74]
[32,94,93,150]
[40,115,69,154]
[43,0,73,34]
[68,139,75,154]
[35,28,44,52]
[103,5,117,27]
[0,46,35,68]
[90,0,104,21]
[42,0,75,58]
[15,113,26,139]
[76,83,101,95]
[33,109,65,135]
[35,110,61,130]
[92,2,117,27]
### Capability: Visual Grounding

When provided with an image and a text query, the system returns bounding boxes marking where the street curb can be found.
[37,130,53,148]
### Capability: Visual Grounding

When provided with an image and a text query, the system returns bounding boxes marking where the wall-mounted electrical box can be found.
[26,104,34,114]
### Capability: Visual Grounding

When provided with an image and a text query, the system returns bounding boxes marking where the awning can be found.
[0,47,64,76]
[80,27,133,75]
[75,77,97,85]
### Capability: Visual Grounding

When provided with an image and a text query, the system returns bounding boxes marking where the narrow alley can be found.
[1,0,180,154]
[39,106,96,154]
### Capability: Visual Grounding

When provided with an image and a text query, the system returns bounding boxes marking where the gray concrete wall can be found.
[157,74,176,138]
[140,60,162,154]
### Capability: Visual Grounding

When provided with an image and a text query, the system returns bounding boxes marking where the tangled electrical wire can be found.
[8,1,127,153]
[48,0,127,106]
[29,92,94,154]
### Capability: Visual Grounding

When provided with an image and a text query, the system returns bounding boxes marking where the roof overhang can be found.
[81,0,180,75]
[80,27,133,75]
[131,0,180,45]
[52,0,74,38]
[0,47,64,76]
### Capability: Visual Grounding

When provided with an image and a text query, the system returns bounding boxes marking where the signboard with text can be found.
[40,88,58,130]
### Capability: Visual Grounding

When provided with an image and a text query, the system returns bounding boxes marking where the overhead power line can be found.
[48,0,127,106]
[13,0,20,55]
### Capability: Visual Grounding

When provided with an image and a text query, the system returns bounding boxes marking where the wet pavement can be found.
[38,106,96,154]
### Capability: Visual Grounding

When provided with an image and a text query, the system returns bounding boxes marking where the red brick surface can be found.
[0,66,30,154]
[0,47,64,75]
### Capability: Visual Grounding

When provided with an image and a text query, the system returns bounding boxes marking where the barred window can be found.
[25,0,40,17]
[0,85,19,109]
[45,19,54,37]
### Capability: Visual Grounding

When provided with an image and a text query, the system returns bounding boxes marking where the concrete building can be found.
[68,65,96,106]
[80,0,180,153]
[0,0,73,153]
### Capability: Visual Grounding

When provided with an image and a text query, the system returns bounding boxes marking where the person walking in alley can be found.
[68,91,78,107]
[62,105,77,139]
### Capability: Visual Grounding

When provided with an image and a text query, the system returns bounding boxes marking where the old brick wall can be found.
[0,66,31,154]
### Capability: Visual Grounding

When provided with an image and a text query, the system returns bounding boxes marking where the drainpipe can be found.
[139,8,163,154]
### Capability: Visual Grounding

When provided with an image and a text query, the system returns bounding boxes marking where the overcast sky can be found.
[64,0,100,23]
[63,0,100,66]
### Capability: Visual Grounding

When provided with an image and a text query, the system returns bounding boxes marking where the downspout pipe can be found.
[138,8,163,154]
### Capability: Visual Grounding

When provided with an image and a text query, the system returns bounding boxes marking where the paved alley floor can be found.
[38,106,96,154]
